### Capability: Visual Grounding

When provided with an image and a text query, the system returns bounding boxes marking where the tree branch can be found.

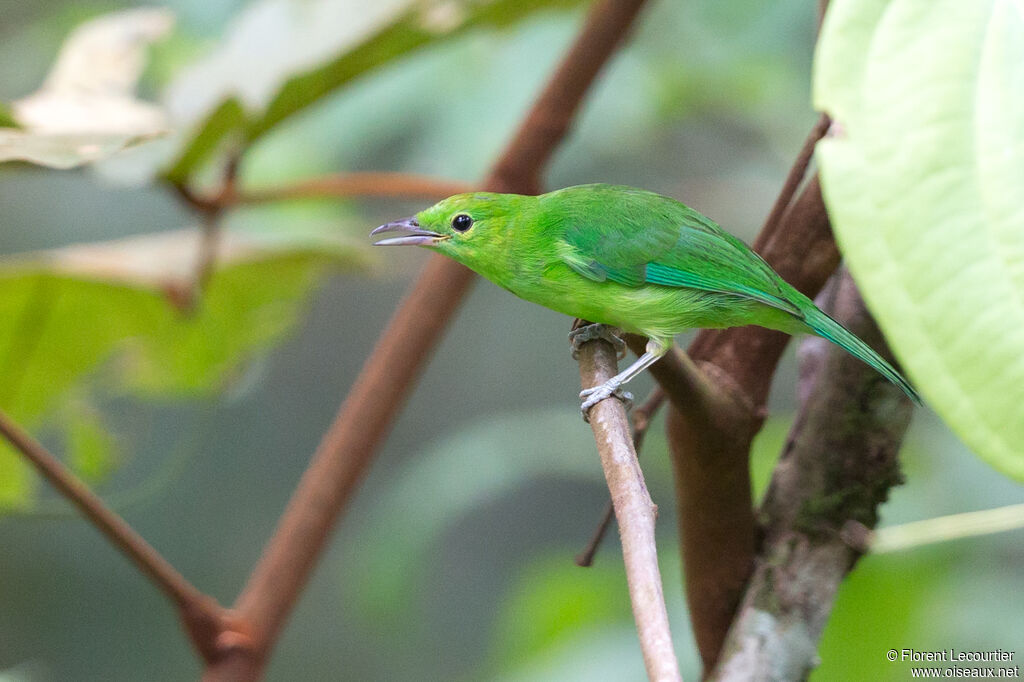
[710,270,913,681]
[0,409,233,663]
[668,131,837,669]
[202,1,651,678]
[575,333,682,682]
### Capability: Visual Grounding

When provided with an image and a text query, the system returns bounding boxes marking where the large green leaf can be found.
[163,0,586,181]
[814,0,1024,480]
[0,230,365,510]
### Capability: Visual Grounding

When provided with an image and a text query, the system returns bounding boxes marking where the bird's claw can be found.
[569,323,628,361]
[579,381,633,422]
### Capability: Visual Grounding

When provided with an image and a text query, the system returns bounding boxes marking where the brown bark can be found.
[710,271,913,681]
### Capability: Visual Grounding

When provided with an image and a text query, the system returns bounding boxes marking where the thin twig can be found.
[177,152,240,305]
[575,333,682,682]
[753,113,830,251]
[869,503,1024,554]
[576,386,665,567]
[202,2,651,679]
[0,409,232,663]
[193,211,222,297]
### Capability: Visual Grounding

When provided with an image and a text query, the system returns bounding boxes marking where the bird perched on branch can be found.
[372,183,920,416]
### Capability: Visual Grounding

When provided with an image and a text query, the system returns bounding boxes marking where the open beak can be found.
[371,217,446,246]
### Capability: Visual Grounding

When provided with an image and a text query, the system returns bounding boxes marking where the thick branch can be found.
[203,1,651,679]
[576,334,682,682]
[670,151,838,669]
[0,410,230,663]
[710,270,913,681]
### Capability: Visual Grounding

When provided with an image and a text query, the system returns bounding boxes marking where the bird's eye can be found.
[451,213,474,232]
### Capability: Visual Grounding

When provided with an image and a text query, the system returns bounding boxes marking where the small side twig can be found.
[0,409,233,663]
[193,211,223,296]
[869,503,1024,554]
[755,113,830,247]
[576,386,665,567]
[175,152,241,304]
[575,333,682,682]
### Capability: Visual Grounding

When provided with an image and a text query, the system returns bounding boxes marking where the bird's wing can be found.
[556,199,800,316]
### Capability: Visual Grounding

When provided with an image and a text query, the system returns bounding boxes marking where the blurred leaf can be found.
[491,554,630,666]
[493,625,656,682]
[344,409,603,622]
[0,664,39,682]
[163,0,586,181]
[249,0,585,140]
[0,131,162,169]
[749,414,788,501]
[1,8,173,169]
[491,551,696,681]
[0,446,34,511]
[123,246,359,395]
[64,401,119,483]
[815,0,1024,480]
[813,553,946,681]
[0,103,18,129]
[0,230,365,510]
[163,97,245,183]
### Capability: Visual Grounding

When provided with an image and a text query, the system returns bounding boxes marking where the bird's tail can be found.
[797,303,922,405]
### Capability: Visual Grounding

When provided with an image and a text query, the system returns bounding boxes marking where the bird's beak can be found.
[371,217,446,246]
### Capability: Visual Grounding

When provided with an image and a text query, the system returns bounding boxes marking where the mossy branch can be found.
[710,270,914,680]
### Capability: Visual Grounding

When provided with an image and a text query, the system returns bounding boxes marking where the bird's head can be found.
[371,192,528,268]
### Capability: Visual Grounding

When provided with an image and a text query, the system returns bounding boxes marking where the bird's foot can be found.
[579,379,633,423]
[568,323,628,361]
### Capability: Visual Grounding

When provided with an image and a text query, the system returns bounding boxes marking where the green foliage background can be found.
[0,1,1021,680]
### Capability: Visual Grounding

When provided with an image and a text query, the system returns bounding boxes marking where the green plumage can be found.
[374,183,919,403]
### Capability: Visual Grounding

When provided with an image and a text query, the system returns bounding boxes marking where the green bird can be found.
[372,183,920,414]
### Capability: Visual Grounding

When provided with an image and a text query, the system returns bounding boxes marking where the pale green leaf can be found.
[814,0,1024,480]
